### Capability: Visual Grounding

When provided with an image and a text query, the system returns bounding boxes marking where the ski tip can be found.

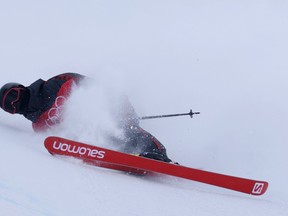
[44,136,52,149]
[251,181,269,196]
[44,136,61,155]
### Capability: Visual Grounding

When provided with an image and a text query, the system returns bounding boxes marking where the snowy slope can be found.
[1,1,288,215]
[0,121,285,216]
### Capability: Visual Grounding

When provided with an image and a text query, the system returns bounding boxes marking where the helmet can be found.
[0,82,26,114]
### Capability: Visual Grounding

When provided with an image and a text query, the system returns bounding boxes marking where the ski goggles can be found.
[2,87,24,114]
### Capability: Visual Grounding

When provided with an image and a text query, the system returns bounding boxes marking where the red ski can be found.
[44,136,268,196]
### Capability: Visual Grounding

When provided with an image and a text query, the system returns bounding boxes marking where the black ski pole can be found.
[139,109,200,120]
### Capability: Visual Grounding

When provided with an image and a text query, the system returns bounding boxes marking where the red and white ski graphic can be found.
[44,136,268,196]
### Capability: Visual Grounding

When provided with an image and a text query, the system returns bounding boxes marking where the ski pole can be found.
[139,109,200,120]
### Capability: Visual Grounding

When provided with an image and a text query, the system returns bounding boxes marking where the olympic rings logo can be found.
[45,96,67,127]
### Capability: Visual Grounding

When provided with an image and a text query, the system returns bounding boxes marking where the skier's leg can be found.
[124,126,172,162]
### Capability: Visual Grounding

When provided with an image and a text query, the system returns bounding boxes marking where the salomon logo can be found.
[52,141,105,159]
[252,183,265,195]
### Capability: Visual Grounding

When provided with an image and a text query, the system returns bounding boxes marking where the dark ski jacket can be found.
[24,73,84,132]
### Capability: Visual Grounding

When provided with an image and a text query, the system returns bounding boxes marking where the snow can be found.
[0,1,288,215]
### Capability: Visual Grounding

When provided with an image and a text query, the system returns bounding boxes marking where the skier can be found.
[0,73,172,162]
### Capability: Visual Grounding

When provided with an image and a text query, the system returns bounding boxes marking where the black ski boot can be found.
[140,151,172,163]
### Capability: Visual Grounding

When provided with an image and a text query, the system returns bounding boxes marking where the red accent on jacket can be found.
[32,79,75,132]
